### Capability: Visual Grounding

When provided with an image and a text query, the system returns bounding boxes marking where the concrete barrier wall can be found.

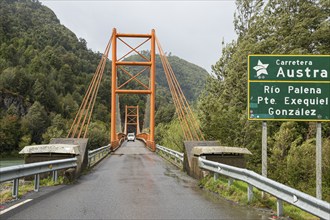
[50,138,88,176]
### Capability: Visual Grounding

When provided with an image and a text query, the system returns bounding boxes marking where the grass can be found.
[0,175,65,204]
[199,175,319,220]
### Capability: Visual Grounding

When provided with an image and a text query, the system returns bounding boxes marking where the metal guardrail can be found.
[199,157,330,219]
[156,144,184,166]
[88,145,110,167]
[0,158,77,199]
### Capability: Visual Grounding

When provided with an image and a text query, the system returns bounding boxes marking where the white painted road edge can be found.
[0,199,33,215]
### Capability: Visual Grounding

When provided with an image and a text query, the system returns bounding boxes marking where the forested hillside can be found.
[0,0,208,154]
[198,0,330,201]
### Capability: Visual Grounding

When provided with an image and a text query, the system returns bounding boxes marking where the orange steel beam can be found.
[116,61,152,66]
[124,105,140,134]
[116,33,151,38]
[136,105,140,134]
[118,66,149,89]
[115,89,152,94]
[117,38,150,61]
[149,29,156,151]
[124,105,128,134]
[111,28,118,147]
[118,38,149,61]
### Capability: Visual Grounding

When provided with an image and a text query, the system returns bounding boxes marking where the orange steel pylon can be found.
[124,105,140,135]
[110,28,156,151]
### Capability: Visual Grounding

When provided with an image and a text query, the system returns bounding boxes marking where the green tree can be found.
[21,101,50,143]
[156,118,184,152]
[287,138,330,200]
[198,0,330,201]
[42,114,67,143]
[87,121,109,150]
[268,122,303,181]
[0,114,21,154]
[32,78,53,110]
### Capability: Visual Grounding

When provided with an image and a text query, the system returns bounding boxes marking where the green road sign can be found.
[249,55,330,81]
[248,55,330,121]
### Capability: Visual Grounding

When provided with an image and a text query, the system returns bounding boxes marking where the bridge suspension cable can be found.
[67,33,113,138]
[67,29,203,145]
[156,37,205,141]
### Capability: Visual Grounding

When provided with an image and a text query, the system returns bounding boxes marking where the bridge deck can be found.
[2,141,263,219]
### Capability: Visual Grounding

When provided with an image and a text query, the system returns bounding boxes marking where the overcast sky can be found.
[40,0,237,73]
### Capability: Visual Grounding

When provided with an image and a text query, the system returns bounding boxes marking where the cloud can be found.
[40,0,237,73]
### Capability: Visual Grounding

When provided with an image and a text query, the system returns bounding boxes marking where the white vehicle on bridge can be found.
[127,133,135,142]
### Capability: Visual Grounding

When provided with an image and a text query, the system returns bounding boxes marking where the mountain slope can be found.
[0,0,208,153]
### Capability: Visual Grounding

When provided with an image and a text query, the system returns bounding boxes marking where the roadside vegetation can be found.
[197,0,330,202]
[0,176,65,203]
[199,175,318,220]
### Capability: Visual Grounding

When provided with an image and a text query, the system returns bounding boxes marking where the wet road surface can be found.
[2,141,266,219]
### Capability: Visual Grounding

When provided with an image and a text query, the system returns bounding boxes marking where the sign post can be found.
[316,122,322,199]
[248,55,330,199]
[262,121,267,198]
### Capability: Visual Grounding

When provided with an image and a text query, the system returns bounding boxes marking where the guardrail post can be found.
[34,174,40,192]
[214,173,219,181]
[247,184,253,202]
[277,199,283,217]
[52,170,58,183]
[228,178,233,186]
[12,178,19,199]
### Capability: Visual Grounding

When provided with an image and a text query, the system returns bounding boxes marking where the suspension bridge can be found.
[1,29,329,220]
